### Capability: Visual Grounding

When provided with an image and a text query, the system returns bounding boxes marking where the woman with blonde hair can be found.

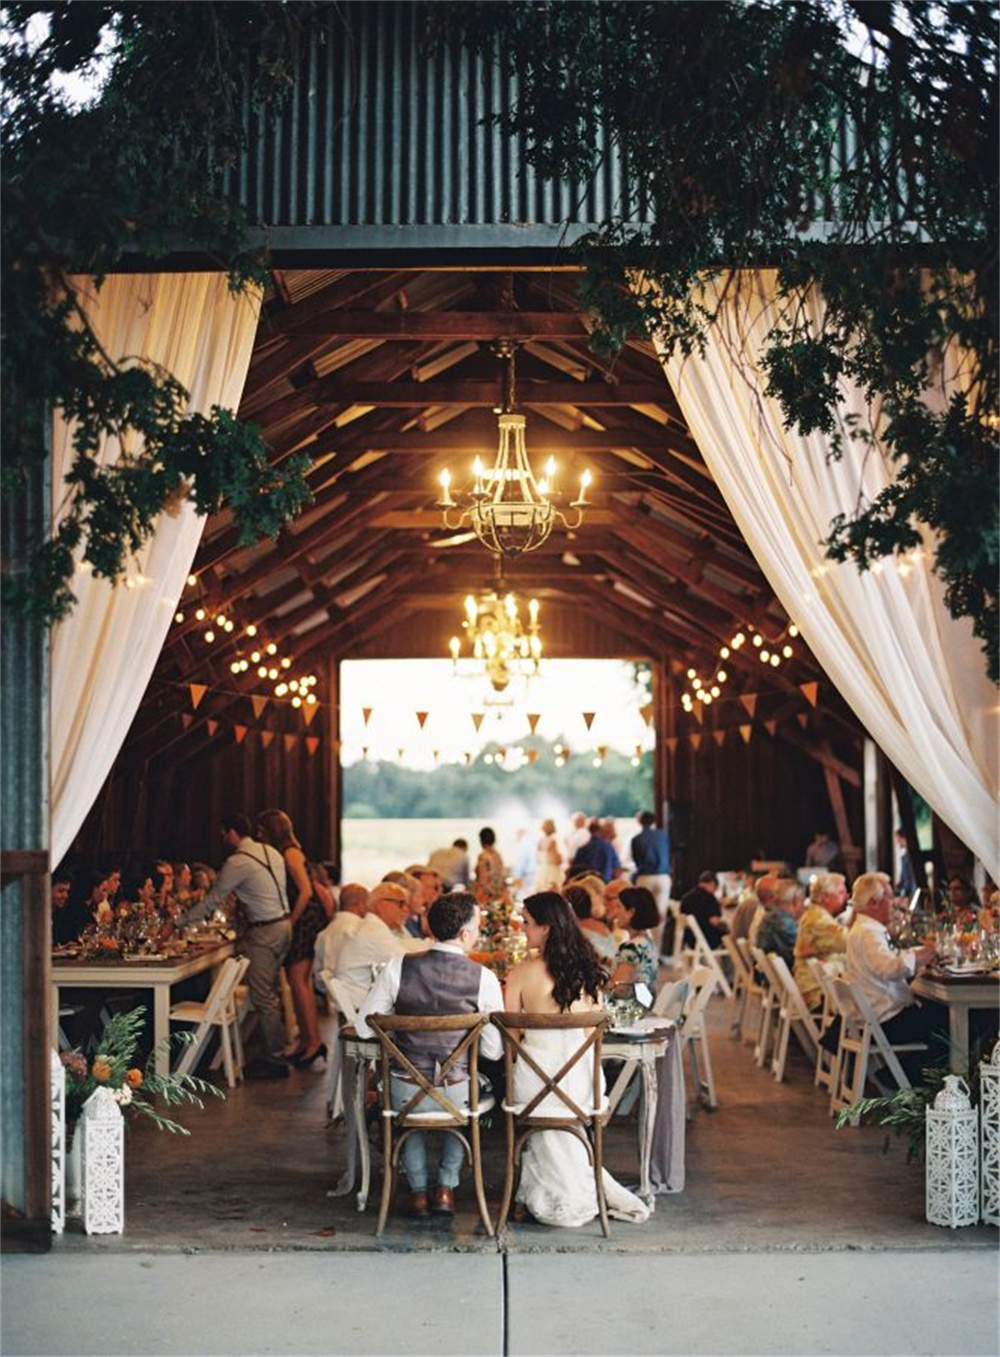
[534,818,563,892]
[257,809,328,1068]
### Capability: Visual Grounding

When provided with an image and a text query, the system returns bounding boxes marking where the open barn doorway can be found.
[339,657,655,886]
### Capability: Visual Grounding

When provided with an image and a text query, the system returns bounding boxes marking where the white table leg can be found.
[153,985,171,1078]
[355,1054,371,1212]
[329,1051,358,1199]
[637,1056,657,1208]
[50,983,61,1052]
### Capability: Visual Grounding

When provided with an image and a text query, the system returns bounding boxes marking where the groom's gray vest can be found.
[393,949,483,1083]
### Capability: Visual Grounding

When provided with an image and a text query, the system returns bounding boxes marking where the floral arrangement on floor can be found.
[61,1007,223,1133]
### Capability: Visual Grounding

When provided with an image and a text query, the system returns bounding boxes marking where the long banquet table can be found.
[911,968,999,1074]
[51,940,235,1076]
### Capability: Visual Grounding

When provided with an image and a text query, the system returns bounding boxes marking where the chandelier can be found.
[448,581,542,693]
[436,340,591,557]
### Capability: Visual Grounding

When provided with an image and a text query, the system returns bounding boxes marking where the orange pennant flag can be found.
[181,713,192,729]
[284,734,299,753]
[634,744,644,759]
[397,747,406,760]
[251,695,268,721]
[302,702,319,727]
[527,713,541,735]
[689,733,702,751]
[362,707,373,726]
[739,724,752,744]
[432,749,440,762]
[692,702,704,725]
[464,752,473,765]
[665,736,678,753]
[471,712,484,733]
[797,711,809,729]
[260,730,275,749]
[582,712,596,731]
[597,745,608,760]
[361,746,369,760]
[498,747,507,760]
[739,693,758,719]
[415,710,429,730]
[527,748,539,765]
[799,681,819,708]
[189,683,207,711]
[206,719,218,737]
[234,724,248,744]
[764,719,777,737]
[640,703,654,728]
[713,730,725,747]
[305,736,320,756]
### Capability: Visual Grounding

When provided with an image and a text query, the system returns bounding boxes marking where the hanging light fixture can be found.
[436,340,591,557]
[448,571,542,694]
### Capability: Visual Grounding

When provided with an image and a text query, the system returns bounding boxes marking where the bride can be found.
[504,891,651,1228]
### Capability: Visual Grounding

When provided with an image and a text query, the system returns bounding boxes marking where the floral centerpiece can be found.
[61,1007,223,1134]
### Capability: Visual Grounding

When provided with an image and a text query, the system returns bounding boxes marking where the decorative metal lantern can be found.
[80,1087,124,1234]
[980,1040,1000,1227]
[50,1051,66,1235]
[925,1074,979,1229]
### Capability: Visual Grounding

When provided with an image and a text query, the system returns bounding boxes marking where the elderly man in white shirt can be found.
[333,881,428,1012]
[313,882,369,984]
[846,871,941,1059]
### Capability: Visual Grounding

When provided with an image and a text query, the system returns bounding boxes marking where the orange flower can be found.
[91,1058,113,1083]
[126,1068,143,1088]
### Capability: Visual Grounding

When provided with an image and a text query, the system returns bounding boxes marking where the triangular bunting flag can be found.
[797,711,809,729]
[362,706,373,726]
[260,730,275,749]
[189,683,207,711]
[640,703,654,728]
[397,747,405,760]
[432,749,440,762]
[284,734,298,753]
[739,724,752,744]
[527,713,541,735]
[305,736,320,756]
[692,702,704,725]
[498,747,507,760]
[361,746,369,760]
[471,712,484,732]
[527,748,539,764]
[800,681,819,708]
[251,695,268,721]
[665,737,678,753]
[582,711,596,731]
[206,719,218,737]
[597,745,608,760]
[181,713,192,729]
[415,710,429,730]
[234,724,248,744]
[739,693,758,719]
[464,752,473,765]
[713,730,725,747]
[764,719,777,737]
[689,733,702,751]
[302,702,319,727]
[634,744,644,760]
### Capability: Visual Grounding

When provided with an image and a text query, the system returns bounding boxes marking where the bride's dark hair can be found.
[523,891,610,1011]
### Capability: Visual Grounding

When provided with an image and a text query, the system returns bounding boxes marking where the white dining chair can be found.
[679,913,732,999]
[170,955,250,1087]
[735,937,766,1046]
[750,946,781,1068]
[721,935,750,1037]
[805,958,842,1107]
[678,965,718,1111]
[319,969,356,1121]
[829,977,929,1113]
[765,953,821,1083]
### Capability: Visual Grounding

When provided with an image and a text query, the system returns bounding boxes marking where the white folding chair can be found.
[830,978,928,1113]
[765,954,821,1083]
[319,969,356,1121]
[678,965,718,1110]
[679,913,732,999]
[722,935,750,1037]
[736,937,765,1046]
[750,946,781,1069]
[653,976,690,1020]
[805,958,842,1105]
[171,956,250,1087]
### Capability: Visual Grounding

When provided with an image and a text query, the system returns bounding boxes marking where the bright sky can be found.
[340,659,653,769]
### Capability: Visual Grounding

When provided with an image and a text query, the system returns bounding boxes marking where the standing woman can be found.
[257,809,327,1068]
[534,819,563,892]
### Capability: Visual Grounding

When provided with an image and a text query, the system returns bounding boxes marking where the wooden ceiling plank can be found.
[289,312,589,339]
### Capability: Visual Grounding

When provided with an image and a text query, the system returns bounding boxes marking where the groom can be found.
[356,891,503,1217]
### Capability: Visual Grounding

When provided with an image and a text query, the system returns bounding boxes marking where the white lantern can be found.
[980,1040,1000,1227]
[80,1087,124,1235]
[50,1051,66,1235]
[925,1074,979,1229]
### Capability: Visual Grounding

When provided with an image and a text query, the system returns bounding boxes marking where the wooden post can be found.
[324,652,342,876]
[652,656,671,825]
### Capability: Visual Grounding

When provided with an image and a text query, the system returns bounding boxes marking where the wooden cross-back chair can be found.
[367,1013,494,1238]
[491,1011,611,1238]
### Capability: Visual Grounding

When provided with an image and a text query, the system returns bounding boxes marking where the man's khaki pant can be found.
[242,918,291,1057]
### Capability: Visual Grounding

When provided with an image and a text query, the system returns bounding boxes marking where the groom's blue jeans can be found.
[390,1075,469,1191]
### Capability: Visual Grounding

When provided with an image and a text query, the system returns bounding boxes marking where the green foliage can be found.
[2,3,317,625]
[439,1,999,681]
[344,741,652,819]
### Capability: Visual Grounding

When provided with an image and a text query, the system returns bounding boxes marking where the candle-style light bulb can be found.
[449,637,460,661]
[545,456,556,480]
[464,594,477,623]
[528,597,539,622]
[504,593,517,620]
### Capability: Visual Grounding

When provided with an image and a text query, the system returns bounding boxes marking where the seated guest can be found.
[408,864,444,915]
[383,870,427,940]
[50,867,78,945]
[794,872,849,1010]
[152,860,175,915]
[680,871,725,950]
[846,873,940,1063]
[568,819,622,884]
[61,867,112,942]
[333,881,427,1011]
[313,882,369,981]
[756,879,803,969]
[729,887,760,946]
[356,891,503,1218]
[608,886,661,989]
[565,884,618,959]
[747,874,779,947]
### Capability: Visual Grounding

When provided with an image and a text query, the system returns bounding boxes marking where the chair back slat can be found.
[491,1011,607,1122]
[369,1012,487,1123]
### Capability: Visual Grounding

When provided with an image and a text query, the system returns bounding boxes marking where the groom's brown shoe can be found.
[432,1185,455,1216]
[402,1191,429,1218]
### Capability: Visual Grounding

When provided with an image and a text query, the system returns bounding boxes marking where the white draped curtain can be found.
[654,270,998,878]
[51,273,261,865]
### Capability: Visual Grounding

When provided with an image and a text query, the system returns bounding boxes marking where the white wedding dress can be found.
[512,1026,651,1228]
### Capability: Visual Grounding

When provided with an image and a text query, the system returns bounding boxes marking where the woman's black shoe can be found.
[292,1043,327,1068]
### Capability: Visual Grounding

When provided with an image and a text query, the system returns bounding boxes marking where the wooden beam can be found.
[254,380,678,411]
[287,311,591,339]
